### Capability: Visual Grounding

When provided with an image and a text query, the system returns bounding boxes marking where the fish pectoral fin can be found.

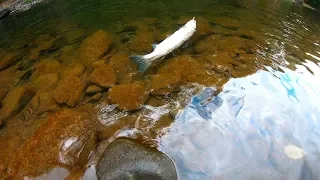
[151,44,159,49]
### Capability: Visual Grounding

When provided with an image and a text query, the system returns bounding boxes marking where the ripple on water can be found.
[159,61,320,179]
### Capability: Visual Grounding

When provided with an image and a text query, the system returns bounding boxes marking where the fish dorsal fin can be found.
[151,44,159,50]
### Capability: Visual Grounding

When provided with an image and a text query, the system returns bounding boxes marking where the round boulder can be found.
[97,138,177,180]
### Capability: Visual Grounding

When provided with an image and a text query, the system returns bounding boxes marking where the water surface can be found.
[0,0,320,179]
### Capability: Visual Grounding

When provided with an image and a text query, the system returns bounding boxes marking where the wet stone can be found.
[53,75,85,107]
[213,17,241,29]
[85,92,103,104]
[236,28,259,40]
[158,55,204,81]
[60,45,78,64]
[86,85,104,94]
[96,138,177,180]
[61,63,85,78]
[128,31,154,53]
[34,73,60,92]
[149,73,182,95]
[63,29,85,44]
[89,64,116,88]
[0,85,35,124]
[27,91,60,116]
[31,59,61,81]
[79,30,113,66]
[0,88,9,102]
[7,108,96,179]
[108,83,149,111]
[0,52,19,70]
[35,34,53,46]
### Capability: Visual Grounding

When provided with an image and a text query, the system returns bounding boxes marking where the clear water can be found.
[0,0,320,179]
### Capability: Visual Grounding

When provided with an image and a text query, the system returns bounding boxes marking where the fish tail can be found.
[129,55,151,73]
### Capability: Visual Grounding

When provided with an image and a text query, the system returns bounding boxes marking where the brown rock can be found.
[35,34,53,45]
[89,64,116,88]
[194,35,221,54]
[31,59,61,81]
[217,36,250,53]
[28,48,41,61]
[30,92,60,115]
[212,25,235,36]
[63,29,85,44]
[60,45,78,64]
[0,67,24,90]
[108,83,149,111]
[0,85,35,121]
[128,31,154,53]
[86,93,103,104]
[97,115,137,140]
[158,55,204,80]
[86,85,104,94]
[53,75,85,107]
[79,30,112,66]
[0,52,19,70]
[37,38,55,51]
[0,88,9,102]
[232,64,257,78]
[34,73,60,92]
[205,52,240,73]
[61,63,85,78]
[108,52,138,84]
[155,31,169,42]
[214,17,241,29]
[7,108,96,179]
[236,28,259,40]
[149,73,182,95]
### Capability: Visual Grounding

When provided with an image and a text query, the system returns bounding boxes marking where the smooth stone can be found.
[86,85,104,94]
[97,138,177,180]
[0,9,10,20]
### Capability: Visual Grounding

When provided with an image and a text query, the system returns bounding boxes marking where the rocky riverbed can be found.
[1,0,320,178]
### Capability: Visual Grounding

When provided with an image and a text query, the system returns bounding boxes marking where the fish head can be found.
[185,18,197,30]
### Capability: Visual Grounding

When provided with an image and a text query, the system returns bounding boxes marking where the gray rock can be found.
[0,9,10,20]
[97,138,177,180]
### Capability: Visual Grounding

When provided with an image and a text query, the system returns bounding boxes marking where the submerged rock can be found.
[108,52,138,84]
[0,9,11,20]
[128,31,154,53]
[53,75,85,107]
[63,29,85,44]
[0,52,19,70]
[0,88,9,102]
[0,85,35,124]
[86,85,104,94]
[236,28,259,40]
[158,55,204,81]
[79,30,112,66]
[7,108,96,179]
[61,63,85,78]
[96,138,177,180]
[89,64,116,88]
[30,92,60,115]
[31,59,61,81]
[85,92,103,104]
[108,83,149,111]
[213,17,241,29]
[34,73,60,92]
[149,73,182,95]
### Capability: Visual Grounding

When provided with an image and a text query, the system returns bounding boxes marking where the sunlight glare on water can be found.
[159,51,320,180]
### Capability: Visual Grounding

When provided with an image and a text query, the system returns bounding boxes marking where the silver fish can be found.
[130,17,197,72]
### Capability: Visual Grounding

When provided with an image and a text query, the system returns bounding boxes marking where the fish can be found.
[129,17,197,72]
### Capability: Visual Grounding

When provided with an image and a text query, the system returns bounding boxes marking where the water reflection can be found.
[159,62,320,179]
